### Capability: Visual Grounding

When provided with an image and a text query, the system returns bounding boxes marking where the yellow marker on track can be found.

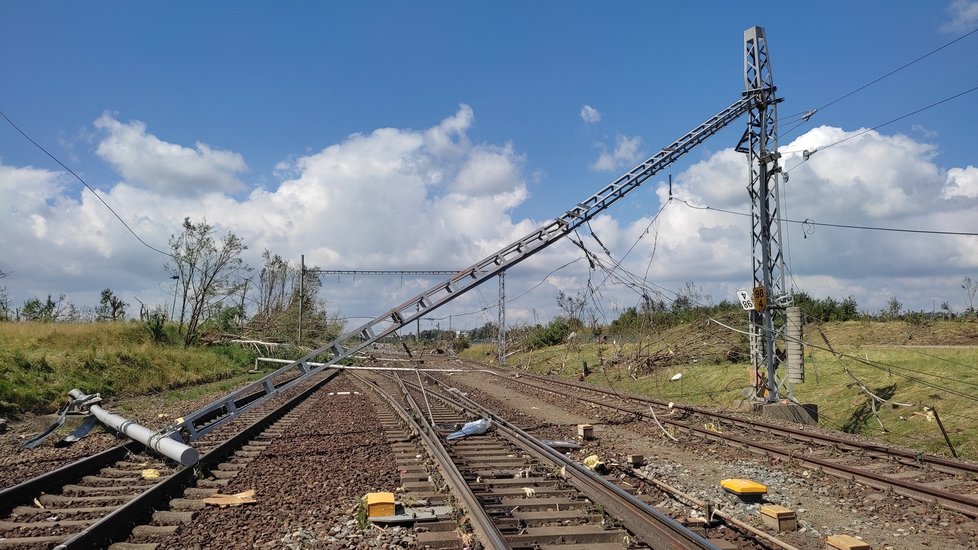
[720,478,767,496]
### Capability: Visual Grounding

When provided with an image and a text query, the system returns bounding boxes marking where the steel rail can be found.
[493,370,978,518]
[410,374,719,550]
[351,371,511,550]
[507,368,978,475]
[0,442,143,517]
[3,370,339,549]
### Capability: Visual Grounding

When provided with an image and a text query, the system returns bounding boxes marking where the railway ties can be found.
[0,456,174,549]
[0,370,339,550]
[359,369,727,550]
[484,366,978,519]
[450,436,632,549]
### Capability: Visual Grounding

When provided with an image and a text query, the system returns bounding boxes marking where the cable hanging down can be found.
[1,110,174,260]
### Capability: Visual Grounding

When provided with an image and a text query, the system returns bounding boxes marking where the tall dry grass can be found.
[0,322,254,416]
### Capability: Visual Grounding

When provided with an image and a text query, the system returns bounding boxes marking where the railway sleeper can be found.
[100,466,172,477]
[82,475,160,486]
[475,487,576,498]
[485,497,591,512]
[0,534,73,547]
[505,524,630,546]
[168,498,206,511]
[39,493,132,505]
[62,483,148,495]
[510,509,590,524]
[400,491,451,505]
[11,505,120,515]
[474,477,560,487]
[0,517,96,529]
[131,524,179,537]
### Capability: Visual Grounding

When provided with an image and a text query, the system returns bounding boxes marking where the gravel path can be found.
[149,375,407,549]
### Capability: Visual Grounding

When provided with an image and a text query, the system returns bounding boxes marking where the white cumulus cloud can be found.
[580,105,601,124]
[2,112,978,324]
[943,166,978,198]
[94,113,248,196]
[591,134,642,172]
[942,0,978,32]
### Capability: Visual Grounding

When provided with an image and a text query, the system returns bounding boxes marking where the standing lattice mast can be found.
[738,26,791,402]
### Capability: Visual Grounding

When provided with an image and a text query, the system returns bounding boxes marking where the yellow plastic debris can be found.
[720,478,767,496]
[364,492,396,518]
[582,454,609,474]
[141,468,161,479]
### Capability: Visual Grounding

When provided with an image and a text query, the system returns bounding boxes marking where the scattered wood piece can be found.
[202,490,257,508]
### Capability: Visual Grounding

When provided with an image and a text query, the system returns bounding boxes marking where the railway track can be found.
[8,352,973,549]
[472,365,978,519]
[0,370,339,549]
[359,368,751,549]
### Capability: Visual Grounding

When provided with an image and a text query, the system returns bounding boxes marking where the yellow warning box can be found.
[364,492,396,518]
[720,478,767,496]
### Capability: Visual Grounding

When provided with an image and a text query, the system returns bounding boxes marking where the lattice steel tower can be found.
[738,27,791,402]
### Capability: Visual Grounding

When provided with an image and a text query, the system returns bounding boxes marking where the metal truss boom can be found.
[307,269,467,276]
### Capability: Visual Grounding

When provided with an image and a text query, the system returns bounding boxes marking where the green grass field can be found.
[462,319,978,460]
[0,322,258,416]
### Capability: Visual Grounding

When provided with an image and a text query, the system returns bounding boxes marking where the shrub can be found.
[524,317,573,350]
[145,312,168,344]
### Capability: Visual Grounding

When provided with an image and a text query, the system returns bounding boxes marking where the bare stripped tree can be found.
[246,251,341,345]
[167,218,248,347]
[0,269,8,321]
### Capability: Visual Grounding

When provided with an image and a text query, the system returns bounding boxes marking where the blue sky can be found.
[2,1,977,328]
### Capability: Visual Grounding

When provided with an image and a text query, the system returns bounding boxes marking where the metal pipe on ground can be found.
[68,389,199,466]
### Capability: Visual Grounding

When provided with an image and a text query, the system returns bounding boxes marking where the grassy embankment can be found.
[0,322,262,417]
[461,320,978,460]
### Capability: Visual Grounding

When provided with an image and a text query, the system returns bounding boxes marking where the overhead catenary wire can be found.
[0,110,175,260]
[675,198,978,237]
[783,83,978,171]
[816,28,978,113]
[778,27,978,138]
